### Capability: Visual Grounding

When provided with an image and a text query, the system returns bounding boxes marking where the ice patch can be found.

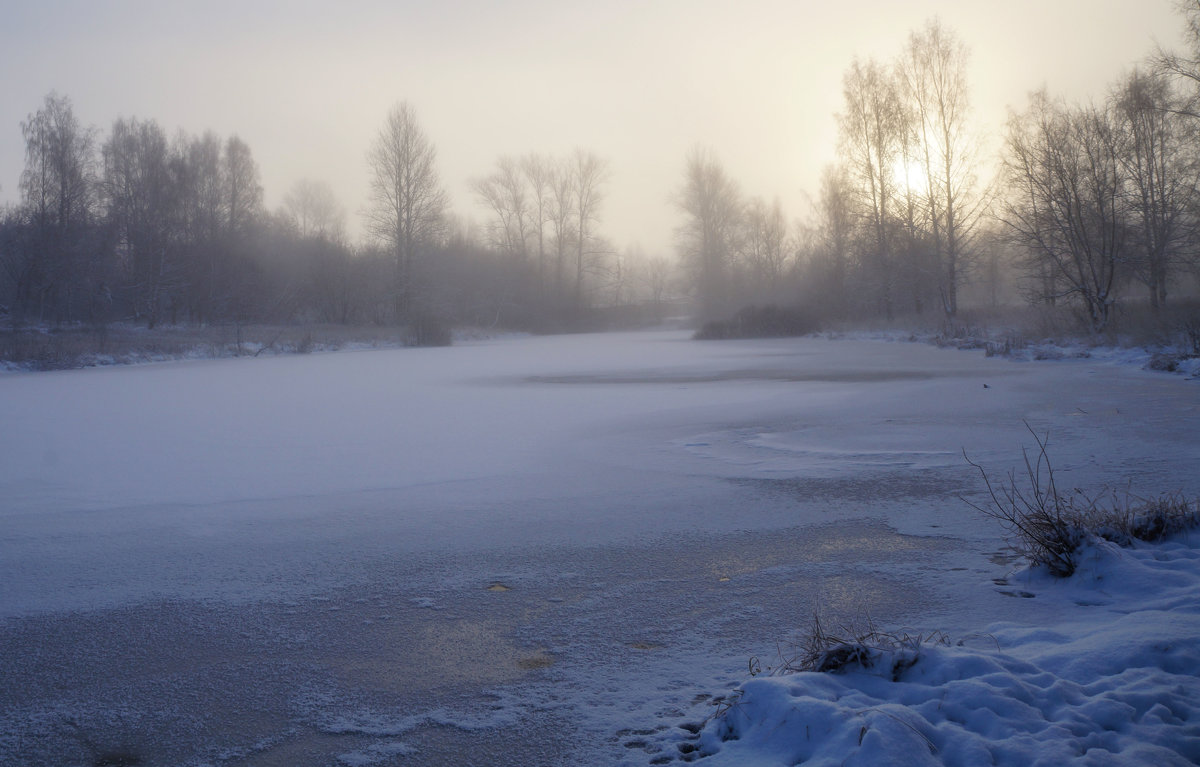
[337,740,417,766]
[677,427,960,478]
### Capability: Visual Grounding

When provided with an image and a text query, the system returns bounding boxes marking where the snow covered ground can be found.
[0,330,1196,765]
[682,536,1200,766]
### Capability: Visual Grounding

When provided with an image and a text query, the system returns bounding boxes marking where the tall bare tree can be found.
[18,92,98,322]
[547,159,576,303]
[175,131,224,322]
[740,196,791,298]
[472,156,531,261]
[674,147,742,321]
[222,136,262,238]
[809,165,857,317]
[1113,68,1199,311]
[220,135,264,321]
[839,58,904,319]
[364,101,448,321]
[898,19,983,318]
[570,149,610,312]
[1002,92,1127,332]
[521,153,552,295]
[102,117,178,326]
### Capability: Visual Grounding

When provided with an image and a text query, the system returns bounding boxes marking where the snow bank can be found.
[824,327,1200,382]
[683,535,1200,766]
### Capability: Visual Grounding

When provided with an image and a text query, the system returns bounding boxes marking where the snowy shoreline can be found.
[648,534,1200,766]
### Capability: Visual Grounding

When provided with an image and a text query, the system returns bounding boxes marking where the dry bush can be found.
[1089,491,1199,546]
[751,614,949,682]
[963,427,1085,576]
[964,425,1199,577]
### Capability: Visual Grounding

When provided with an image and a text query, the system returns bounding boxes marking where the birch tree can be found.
[364,102,448,321]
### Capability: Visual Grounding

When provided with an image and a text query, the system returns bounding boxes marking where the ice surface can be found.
[0,330,1197,765]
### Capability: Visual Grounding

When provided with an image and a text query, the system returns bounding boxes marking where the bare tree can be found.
[222,136,262,237]
[102,117,179,327]
[839,58,904,319]
[804,165,857,318]
[608,243,636,309]
[283,178,345,240]
[363,101,448,321]
[891,82,935,316]
[642,253,674,322]
[220,135,264,322]
[1001,92,1127,332]
[280,178,350,324]
[522,153,552,295]
[175,131,225,322]
[897,19,984,318]
[740,196,791,300]
[18,92,98,322]
[472,156,531,261]
[547,159,576,304]
[674,147,743,321]
[1156,0,1200,103]
[1112,68,1199,311]
[570,149,610,313]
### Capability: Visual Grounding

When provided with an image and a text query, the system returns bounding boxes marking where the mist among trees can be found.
[3,9,1200,347]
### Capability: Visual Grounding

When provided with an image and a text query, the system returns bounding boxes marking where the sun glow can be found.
[891,157,929,197]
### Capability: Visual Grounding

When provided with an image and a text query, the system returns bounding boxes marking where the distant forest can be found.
[4,11,1200,343]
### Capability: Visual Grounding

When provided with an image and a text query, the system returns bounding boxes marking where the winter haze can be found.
[4,2,1200,766]
[0,0,1183,254]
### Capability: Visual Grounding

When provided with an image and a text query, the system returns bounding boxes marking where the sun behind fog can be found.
[891,156,929,196]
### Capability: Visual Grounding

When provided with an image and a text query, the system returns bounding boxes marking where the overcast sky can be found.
[0,0,1186,255]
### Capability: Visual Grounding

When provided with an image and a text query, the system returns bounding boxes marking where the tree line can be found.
[680,11,1200,333]
[0,98,674,336]
[6,8,1200,340]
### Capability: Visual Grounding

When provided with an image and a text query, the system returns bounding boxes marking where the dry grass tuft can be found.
[964,425,1199,577]
[751,614,949,682]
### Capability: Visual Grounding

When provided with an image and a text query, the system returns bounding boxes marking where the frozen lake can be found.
[1,330,1197,765]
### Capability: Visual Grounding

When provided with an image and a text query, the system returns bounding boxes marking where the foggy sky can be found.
[0,0,1184,256]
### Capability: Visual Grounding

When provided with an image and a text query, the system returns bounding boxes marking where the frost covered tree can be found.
[363,101,448,322]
